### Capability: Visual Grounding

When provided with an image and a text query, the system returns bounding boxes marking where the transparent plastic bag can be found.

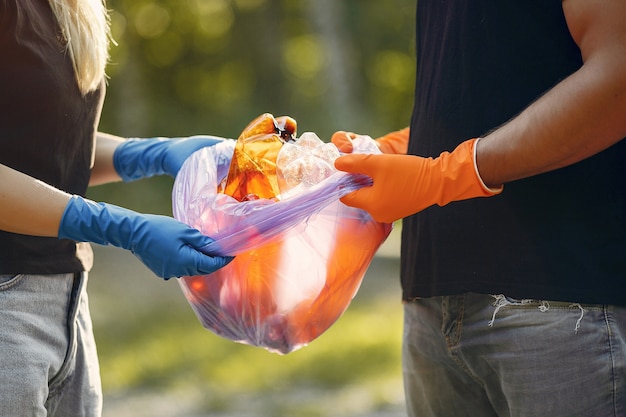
[172,116,391,354]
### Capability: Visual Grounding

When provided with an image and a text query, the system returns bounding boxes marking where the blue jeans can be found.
[0,273,102,417]
[402,293,626,417]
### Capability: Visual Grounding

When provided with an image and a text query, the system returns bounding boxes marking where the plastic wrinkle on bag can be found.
[172,118,391,354]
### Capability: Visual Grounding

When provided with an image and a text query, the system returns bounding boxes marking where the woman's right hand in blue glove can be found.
[58,195,233,279]
[1,163,231,279]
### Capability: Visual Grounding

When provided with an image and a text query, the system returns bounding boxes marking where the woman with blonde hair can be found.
[0,1,232,415]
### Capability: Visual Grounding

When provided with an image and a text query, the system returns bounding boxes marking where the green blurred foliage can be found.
[90,249,404,415]
[96,296,402,393]
[91,0,416,212]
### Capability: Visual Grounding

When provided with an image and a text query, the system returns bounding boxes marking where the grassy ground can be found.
[88,228,406,417]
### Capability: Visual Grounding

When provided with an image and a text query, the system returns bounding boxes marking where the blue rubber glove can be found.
[58,195,233,279]
[113,135,225,181]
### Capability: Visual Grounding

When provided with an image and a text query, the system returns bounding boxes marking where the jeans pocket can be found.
[0,274,25,291]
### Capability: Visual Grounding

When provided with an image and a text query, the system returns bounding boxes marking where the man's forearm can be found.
[476,60,626,188]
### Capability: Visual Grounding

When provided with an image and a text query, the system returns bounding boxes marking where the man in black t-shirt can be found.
[334,0,626,415]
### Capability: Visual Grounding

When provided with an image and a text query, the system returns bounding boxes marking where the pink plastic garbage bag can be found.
[172,114,392,354]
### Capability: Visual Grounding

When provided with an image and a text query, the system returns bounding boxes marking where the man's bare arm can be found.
[476,0,626,187]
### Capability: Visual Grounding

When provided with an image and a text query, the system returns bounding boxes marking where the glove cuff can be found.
[113,138,169,182]
[375,127,410,154]
[59,196,106,244]
[58,196,134,249]
[472,138,504,195]
[436,138,502,206]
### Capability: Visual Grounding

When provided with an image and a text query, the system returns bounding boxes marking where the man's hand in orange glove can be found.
[332,128,410,155]
[333,138,502,223]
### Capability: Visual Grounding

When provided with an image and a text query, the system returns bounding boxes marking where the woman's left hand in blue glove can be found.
[113,135,228,181]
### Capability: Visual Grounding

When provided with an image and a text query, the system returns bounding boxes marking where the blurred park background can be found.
[87,0,416,415]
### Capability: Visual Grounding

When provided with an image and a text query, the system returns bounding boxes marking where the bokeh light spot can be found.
[368,50,414,92]
[145,31,184,68]
[282,35,326,80]
[134,3,171,39]
[194,0,234,39]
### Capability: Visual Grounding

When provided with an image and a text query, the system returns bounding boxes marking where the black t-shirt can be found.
[0,0,104,273]
[402,0,626,305]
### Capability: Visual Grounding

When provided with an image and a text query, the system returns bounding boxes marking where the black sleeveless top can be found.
[401,0,626,305]
[0,0,104,273]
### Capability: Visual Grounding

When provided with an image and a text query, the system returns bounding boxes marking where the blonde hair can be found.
[48,0,111,94]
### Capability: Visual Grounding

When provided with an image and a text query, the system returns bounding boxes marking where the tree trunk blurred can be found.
[307,0,362,130]
[236,1,287,118]
[111,57,150,136]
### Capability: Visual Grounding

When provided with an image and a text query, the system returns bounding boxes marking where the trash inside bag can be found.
[172,113,392,354]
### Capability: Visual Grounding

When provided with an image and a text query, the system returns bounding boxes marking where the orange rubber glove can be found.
[375,127,410,154]
[331,128,410,155]
[334,138,502,223]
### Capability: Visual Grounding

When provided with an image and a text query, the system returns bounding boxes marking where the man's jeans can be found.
[0,273,102,417]
[403,293,626,417]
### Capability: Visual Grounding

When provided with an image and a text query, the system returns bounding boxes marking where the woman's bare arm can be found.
[0,131,127,235]
[89,131,125,186]
[0,163,70,236]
